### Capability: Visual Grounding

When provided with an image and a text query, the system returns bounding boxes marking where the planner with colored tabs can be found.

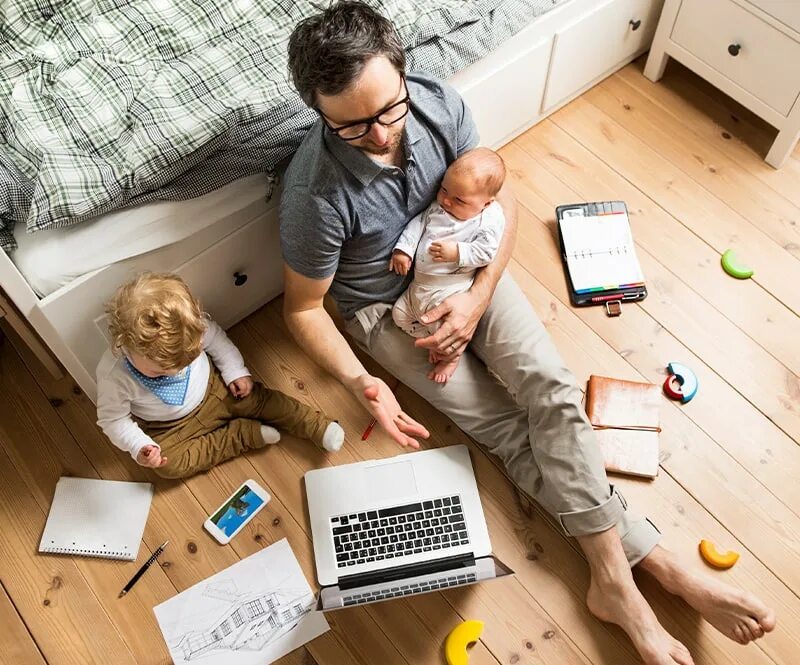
[556,201,647,307]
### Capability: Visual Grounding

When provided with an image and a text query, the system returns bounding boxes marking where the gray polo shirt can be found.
[279,72,479,320]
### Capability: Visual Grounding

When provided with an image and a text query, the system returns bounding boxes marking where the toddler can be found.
[389,147,506,383]
[96,272,344,479]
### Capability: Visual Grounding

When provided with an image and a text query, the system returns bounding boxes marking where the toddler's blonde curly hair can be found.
[106,272,205,371]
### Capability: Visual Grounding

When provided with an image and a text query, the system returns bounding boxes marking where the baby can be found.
[96,272,344,479]
[389,147,506,383]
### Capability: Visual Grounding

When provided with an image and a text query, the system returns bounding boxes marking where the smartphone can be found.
[203,479,270,544]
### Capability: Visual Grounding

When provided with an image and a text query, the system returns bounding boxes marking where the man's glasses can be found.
[319,76,410,141]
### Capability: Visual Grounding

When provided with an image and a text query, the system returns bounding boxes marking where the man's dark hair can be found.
[288,1,406,107]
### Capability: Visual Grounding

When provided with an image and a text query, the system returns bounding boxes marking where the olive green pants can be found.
[141,368,331,479]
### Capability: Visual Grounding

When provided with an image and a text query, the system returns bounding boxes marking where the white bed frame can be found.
[0,0,664,402]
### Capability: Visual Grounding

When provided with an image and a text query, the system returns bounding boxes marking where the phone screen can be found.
[210,484,265,537]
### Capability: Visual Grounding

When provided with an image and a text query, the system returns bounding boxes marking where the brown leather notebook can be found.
[585,375,661,478]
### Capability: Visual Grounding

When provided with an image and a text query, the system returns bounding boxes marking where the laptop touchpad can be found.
[366,461,417,502]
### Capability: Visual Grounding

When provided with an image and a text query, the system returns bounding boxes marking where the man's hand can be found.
[349,374,429,448]
[229,376,254,399]
[137,444,168,469]
[415,288,489,359]
[389,250,413,275]
[429,241,459,263]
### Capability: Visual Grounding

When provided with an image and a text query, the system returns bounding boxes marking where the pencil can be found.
[118,540,169,598]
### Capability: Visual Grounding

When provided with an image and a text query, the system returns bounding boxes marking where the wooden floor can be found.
[1,60,799,665]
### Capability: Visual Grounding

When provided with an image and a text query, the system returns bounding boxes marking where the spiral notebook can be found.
[39,477,153,560]
[556,201,647,307]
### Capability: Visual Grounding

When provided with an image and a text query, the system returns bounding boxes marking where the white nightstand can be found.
[644,0,800,168]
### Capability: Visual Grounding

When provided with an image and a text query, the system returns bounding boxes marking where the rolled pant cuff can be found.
[621,517,662,567]
[558,485,627,537]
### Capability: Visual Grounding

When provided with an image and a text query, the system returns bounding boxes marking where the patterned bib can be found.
[124,358,191,406]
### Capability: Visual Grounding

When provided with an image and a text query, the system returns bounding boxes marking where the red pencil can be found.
[361,419,377,441]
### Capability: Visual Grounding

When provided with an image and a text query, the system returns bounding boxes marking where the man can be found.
[279,3,775,663]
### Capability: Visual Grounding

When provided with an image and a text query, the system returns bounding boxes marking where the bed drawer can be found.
[174,211,284,329]
[456,37,551,148]
[671,0,800,116]
[542,0,663,111]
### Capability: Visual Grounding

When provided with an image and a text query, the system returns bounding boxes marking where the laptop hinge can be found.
[335,553,476,591]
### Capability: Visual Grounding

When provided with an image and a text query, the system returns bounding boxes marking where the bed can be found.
[0,0,665,400]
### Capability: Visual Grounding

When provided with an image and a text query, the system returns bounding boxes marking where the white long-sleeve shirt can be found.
[394,201,505,275]
[96,318,249,460]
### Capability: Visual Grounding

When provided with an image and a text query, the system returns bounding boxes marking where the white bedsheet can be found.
[12,174,272,297]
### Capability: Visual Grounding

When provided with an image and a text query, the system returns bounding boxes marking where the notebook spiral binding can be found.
[40,545,131,559]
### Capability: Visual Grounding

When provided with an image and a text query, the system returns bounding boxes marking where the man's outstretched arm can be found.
[282,264,429,448]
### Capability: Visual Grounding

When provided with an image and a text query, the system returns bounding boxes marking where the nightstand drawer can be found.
[672,0,800,115]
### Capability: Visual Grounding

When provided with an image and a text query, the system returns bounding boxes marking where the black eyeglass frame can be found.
[317,75,411,141]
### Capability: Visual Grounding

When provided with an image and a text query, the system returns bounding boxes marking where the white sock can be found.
[322,422,345,452]
[260,425,281,445]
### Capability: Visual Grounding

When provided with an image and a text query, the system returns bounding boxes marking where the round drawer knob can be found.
[233,272,248,287]
[727,43,741,56]
[629,19,642,31]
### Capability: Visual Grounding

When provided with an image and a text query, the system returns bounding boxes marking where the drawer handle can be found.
[629,19,642,31]
[233,272,248,287]
[727,43,741,56]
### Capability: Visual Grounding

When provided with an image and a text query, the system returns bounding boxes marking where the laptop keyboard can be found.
[342,571,478,606]
[331,494,469,568]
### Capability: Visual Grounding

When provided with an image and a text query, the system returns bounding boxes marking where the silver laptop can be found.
[305,445,513,610]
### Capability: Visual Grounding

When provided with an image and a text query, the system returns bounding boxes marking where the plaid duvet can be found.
[0,0,566,252]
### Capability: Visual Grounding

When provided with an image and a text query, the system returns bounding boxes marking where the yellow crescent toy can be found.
[699,539,740,569]
[445,620,484,665]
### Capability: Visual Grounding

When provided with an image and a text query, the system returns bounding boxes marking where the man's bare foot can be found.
[587,576,694,664]
[640,547,776,645]
[427,356,460,384]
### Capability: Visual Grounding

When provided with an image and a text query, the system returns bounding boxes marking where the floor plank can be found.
[619,63,800,207]
[630,61,800,209]
[0,581,47,665]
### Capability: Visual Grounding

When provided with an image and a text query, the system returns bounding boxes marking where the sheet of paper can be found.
[154,539,328,664]
[560,212,645,293]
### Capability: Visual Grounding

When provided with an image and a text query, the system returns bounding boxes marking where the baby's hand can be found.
[137,444,168,469]
[389,250,412,275]
[229,376,254,399]
[429,241,459,263]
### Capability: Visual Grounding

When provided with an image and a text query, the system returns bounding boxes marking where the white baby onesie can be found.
[392,200,505,337]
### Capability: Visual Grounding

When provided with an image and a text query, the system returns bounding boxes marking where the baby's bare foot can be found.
[427,356,460,384]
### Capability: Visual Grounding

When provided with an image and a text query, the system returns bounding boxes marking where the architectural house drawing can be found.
[175,587,312,660]
[154,539,329,665]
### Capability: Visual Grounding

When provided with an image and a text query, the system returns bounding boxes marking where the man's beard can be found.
[360,128,403,156]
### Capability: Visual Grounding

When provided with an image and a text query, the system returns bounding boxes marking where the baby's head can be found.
[437,147,506,220]
[106,272,205,377]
